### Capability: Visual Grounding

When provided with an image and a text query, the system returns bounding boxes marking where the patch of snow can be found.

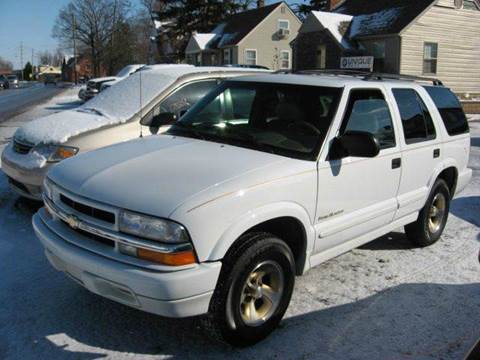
[468,114,480,121]
[115,64,145,78]
[312,11,353,49]
[14,109,106,145]
[349,8,401,38]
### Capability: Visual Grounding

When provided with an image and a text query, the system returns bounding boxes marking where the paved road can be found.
[0,84,65,122]
[0,95,478,359]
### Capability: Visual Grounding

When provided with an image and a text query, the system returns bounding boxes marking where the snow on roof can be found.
[311,11,353,49]
[193,33,217,50]
[348,8,401,38]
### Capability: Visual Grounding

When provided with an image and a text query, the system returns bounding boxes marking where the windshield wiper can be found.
[169,122,207,140]
[78,107,105,117]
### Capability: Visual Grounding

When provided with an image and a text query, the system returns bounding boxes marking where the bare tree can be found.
[53,0,131,76]
[0,56,13,72]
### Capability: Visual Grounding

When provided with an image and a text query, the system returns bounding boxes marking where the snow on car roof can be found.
[14,65,266,146]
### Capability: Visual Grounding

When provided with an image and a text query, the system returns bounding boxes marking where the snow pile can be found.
[14,109,107,145]
[349,8,401,38]
[312,11,353,49]
[468,114,480,121]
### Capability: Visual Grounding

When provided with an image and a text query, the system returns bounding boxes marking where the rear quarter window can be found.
[423,86,469,136]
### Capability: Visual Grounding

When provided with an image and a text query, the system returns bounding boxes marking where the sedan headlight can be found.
[34,144,79,162]
[119,210,189,244]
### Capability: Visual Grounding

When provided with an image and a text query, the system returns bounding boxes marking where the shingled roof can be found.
[205,2,283,49]
[334,0,436,39]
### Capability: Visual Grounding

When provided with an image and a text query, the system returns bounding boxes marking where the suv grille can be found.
[60,194,115,224]
[13,140,33,154]
[61,220,115,247]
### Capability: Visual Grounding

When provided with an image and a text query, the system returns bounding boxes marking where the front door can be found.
[314,87,402,254]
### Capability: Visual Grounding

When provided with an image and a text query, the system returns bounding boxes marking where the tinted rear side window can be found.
[424,86,469,135]
[393,88,436,144]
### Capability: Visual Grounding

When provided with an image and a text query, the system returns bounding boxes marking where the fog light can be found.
[118,243,138,257]
[137,248,196,266]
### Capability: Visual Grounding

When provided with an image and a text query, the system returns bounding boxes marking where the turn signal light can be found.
[55,147,77,159]
[137,248,196,266]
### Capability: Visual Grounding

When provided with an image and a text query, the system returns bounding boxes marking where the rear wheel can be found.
[203,233,295,346]
[405,179,450,247]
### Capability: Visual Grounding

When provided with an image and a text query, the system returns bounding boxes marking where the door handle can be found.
[433,148,440,158]
[392,158,401,169]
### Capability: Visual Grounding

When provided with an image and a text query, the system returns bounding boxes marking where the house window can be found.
[280,50,290,69]
[245,49,257,65]
[223,48,231,65]
[316,45,326,69]
[278,19,290,30]
[464,0,480,10]
[423,42,438,74]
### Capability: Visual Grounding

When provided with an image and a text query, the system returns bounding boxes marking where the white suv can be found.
[33,72,472,346]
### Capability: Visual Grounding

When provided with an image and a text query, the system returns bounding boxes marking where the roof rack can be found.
[279,68,443,86]
[364,72,443,86]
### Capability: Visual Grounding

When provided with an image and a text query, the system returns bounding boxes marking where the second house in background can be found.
[185,1,301,70]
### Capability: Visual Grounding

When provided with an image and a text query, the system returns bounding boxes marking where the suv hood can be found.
[48,135,286,218]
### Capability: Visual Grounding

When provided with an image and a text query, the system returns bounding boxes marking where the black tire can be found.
[405,179,450,247]
[203,232,295,346]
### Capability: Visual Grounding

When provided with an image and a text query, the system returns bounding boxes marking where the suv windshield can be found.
[168,81,342,160]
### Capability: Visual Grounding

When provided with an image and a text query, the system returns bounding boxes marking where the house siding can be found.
[358,36,401,73]
[400,4,480,94]
[237,3,301,70]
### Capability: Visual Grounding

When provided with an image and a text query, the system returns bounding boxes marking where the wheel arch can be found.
[429,160,458,198]
[208,202,315,275]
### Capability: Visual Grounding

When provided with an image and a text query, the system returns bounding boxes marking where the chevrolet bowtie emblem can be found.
[66,215,80,229]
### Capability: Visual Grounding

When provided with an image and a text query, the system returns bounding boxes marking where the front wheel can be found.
[405,179,450,247]
[203,233,295,346]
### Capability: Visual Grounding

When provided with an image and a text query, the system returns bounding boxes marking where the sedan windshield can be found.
[167,81,342,160]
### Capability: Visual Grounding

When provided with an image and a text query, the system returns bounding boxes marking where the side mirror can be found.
[330,131,380,159]
[140,112,177,127]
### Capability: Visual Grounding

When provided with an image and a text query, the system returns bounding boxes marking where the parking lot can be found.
[0,90,479,359]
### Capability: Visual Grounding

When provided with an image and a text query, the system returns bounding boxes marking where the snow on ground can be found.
[0,96,479,359]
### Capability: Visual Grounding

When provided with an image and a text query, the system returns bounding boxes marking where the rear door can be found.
[314,86,402,253]
[388,85,443,219]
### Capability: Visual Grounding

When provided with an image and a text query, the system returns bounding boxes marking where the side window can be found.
[142,80,219,125]
[341,89,396,149]
[393,88,436,144]
[159,80,219,115]
[423,86,469,135]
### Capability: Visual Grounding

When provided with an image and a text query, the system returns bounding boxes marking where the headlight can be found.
[34,144,79,162]
[119,210,189,244]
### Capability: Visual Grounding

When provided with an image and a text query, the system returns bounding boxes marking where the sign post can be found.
[340,56,374,71]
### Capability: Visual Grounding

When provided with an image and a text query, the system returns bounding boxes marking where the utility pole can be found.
[72,13,78,84]
[20,41,24,80]
[31,48,34,80]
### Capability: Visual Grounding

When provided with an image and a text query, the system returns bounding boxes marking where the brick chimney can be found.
[257,0,265,7]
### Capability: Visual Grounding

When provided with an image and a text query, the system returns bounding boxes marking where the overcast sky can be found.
[0,0,306,70]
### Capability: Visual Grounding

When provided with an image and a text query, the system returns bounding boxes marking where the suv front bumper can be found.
[33,208,221,318]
